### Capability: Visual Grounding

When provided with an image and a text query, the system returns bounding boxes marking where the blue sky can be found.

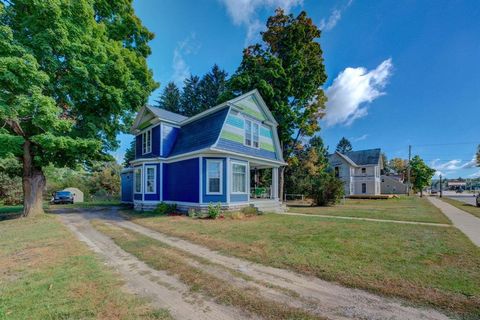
[115,0,480,179]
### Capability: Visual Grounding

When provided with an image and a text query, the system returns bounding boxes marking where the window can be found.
[145,166,156,194]
[232,162,247,193]
[207,160,222,194]
[142,129,152,154]
[362,183,366,194]
[244,119,259,148]
[334,166,340,178]
[134,167,142,193]
[361,167,366,174]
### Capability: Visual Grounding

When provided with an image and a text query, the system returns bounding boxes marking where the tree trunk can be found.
[22,141,45,217]
[279,166,285,202]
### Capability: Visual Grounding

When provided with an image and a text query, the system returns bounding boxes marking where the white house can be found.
[328,149,382,196]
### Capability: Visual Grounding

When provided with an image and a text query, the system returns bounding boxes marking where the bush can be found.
[153,202,177,215]
[240,205,259,216]
[207,202,221,219]
[311,173,344,206]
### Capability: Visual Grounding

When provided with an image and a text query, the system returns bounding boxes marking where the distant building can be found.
[328,149,382,196]
[447,180,466,189]
[381,175,407,194]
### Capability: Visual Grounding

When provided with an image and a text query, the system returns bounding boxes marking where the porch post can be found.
[272,167,279,201]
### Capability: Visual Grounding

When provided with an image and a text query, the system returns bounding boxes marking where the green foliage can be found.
[123,139,136,167]
[335,137,352,153]
[476,145,480,167]
[388,158,408,175]
[227,9,327,158]
[198,64,228,112]
[180,75,202,117]
[311,172,344,206]
[156,82,182,114]
[240,206,260,216]
[207,202,221,219]
[153,202,177,215]
[410,155,436,195]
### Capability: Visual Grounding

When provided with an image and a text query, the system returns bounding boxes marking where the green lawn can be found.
[124,211,480,318]
[441,197,480,219]
[288,196,451,224]
[0,214,171,320]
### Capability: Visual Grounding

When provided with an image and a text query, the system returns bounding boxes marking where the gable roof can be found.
[168,107,229,157]
[146,105,188,123]
[343,148,381,166]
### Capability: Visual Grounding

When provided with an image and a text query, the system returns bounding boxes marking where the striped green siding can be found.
[233,95,266,121]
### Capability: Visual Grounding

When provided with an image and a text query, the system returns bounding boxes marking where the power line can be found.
[411,141,478,147]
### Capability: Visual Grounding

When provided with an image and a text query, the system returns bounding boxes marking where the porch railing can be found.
[250,187,272,199]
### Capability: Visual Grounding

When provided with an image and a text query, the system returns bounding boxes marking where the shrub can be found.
[311,173,344,206]
[207,202,221,219]
[229,211,245,220]
[153,202,177,215]
[240,205,259,216]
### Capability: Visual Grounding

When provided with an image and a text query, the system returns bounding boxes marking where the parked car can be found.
[455,188,464,193]
[476,193,480,207]
[52,191,74,204]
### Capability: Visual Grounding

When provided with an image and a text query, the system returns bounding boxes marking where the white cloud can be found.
[218,0,303,44]
[469,170,480,178]
[430,155,478,174]
[434,170,444,178]
[461,156,478,169]
[172,34,200,85]
[324,58,393,127]
[351,134,368,142]
[319,0,352,31]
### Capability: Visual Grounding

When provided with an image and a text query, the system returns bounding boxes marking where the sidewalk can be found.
[428,196,480,247]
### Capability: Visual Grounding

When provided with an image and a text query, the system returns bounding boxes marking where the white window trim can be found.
[145,165,157,194]
[243,118,260,149]
[231,161,248,194]
[142,129,152,154]
[134,167,143,194]
[206,159,223,195]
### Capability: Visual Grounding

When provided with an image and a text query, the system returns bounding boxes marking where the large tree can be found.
[0,1,157,216]
[180,75,202,116]
[335,137,352,153]
[156,82,182,114]
[227,9,327,198]
[410,155,436,197]
[123,139,136,167]
[476,145,480,166]
[198,64,228,112]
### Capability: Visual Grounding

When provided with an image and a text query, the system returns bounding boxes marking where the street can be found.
[442,190,478,206]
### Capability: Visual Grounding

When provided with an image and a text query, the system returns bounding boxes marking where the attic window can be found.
[244,119,259,148]
[142,129,152,154]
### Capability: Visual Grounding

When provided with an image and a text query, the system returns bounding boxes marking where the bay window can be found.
[232,162,247,193]
[207,160,222,194]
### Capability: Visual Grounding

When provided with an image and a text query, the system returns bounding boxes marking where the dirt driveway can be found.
[57,208,451,320]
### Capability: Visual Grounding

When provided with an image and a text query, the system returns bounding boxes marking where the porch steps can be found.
[251,200,286,213]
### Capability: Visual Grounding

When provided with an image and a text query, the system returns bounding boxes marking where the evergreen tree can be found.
[123,139,136,167]
[476,145,480,166]
[199,64,228,112]
[180,75,202,116]
[335,137,352,153]
[156,82,182,114]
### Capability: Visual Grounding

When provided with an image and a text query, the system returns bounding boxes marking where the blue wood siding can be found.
[144,163,161,201]
[135,125,160,159]
[163,158,199,203]
[161,124,179,157]
[134,193,142,200]
[230,194,248,202]
[202,158,227,203]
[216,138,277,160]
[121,171,133,202]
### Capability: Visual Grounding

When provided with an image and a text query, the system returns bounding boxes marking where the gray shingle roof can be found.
[343,148,381,165]
[146,105,188,123]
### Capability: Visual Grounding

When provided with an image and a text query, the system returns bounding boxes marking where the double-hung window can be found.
[134,167,142,193]
[232,162,247,193]
[142,129,152,154]
[145,166,156,194]
[244,119,259,148]
[207,160,222,194]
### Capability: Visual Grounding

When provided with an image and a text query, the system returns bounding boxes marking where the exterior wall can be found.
[217,106,278,160]
[161,123,179,157]
[121,171,134,202]
[163,158,199,203]
[381,175,407,194]
[329,153,352,195]
[135,124,160,159]
[202,157,227,203]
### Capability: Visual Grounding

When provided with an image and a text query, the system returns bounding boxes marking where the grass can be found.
[92,220,322,320]
[124,211,480,319]
[0,214,171,320]
[441,197,480,219]
[288,196,451,224]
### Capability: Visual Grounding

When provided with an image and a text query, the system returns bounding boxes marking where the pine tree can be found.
[156,82,182,114]
[199,64,228,112]
[181,75,202,116]
[123,139,136,167]
[335,137,352,153]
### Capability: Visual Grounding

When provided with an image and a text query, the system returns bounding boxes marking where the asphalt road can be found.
[442,191,478,206]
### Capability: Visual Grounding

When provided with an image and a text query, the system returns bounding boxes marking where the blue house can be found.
[121,90,286,212]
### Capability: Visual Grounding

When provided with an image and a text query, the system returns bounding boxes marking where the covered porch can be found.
[249,163,280,201]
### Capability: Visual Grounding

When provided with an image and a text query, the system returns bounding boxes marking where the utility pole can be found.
[407,145,412,195]
[439,174,443,198]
